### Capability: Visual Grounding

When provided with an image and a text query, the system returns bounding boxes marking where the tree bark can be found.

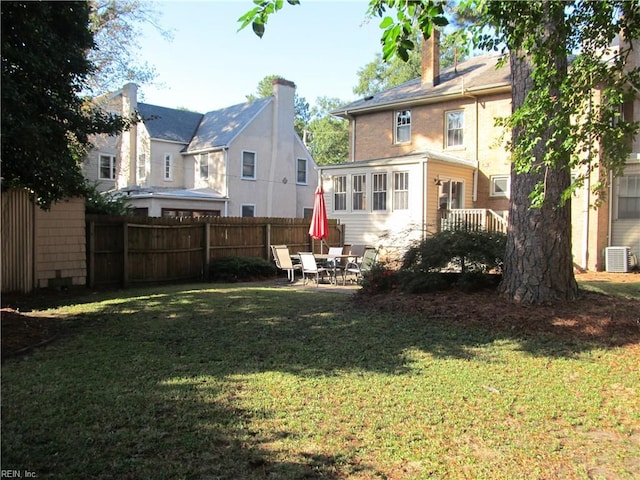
[499,4,578,304]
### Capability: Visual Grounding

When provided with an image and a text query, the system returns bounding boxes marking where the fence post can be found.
[265,222,271,260]
[203,222,210,280]
[123,223,129,288]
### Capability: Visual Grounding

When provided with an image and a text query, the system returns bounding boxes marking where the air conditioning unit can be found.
[605,246,631,273]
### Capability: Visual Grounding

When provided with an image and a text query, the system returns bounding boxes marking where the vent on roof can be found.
[605,246,631,273]
[364,95,374,101]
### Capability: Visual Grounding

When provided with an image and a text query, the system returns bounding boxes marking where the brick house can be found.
[319,33,639,271]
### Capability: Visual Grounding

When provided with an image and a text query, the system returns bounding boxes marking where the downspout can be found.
[223,147,229,216]
[462,76,479,203]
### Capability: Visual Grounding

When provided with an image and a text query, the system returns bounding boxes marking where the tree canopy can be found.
[306,97,349,165]
[1,1,131,208]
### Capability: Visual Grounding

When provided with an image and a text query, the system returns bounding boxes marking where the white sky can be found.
[136,0,385,112]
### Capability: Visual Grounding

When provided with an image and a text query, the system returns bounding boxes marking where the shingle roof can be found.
[333,53,511,115]
[137,103,203,144]
[186,97,272,152]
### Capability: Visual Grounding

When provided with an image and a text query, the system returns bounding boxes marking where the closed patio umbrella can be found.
[309,184,329,253]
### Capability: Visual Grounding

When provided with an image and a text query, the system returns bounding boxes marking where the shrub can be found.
[398,230,506,293]
[209,256,276,282]
[402,230,506,274]
[360,263,398,294]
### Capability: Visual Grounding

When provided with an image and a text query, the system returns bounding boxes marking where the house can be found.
[320,32,639,271]
[84,78,319,218]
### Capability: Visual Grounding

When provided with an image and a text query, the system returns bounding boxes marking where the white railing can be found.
[441,209,508,234]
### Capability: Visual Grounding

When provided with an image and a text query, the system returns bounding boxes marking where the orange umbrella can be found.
[309,184,329,252]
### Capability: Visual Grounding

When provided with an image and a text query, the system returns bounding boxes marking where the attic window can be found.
[395,110,411,144]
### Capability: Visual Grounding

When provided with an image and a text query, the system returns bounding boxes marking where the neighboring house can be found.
[320,32,639,271]
[85,78,318,218]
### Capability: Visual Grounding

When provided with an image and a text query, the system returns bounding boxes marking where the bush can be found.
[402,230,506,274]
[209,256,276,282]
[360,263,398,295]
[397,230,506,293]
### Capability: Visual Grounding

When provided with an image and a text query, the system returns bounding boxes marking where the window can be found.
[618,174,640,219]
[490,175,510,197]
[164,153,173,181]
[297,158,308,184]
[352,174,366,211]
[242,151,256,180]
[241,204,255,217]
[333,175,347,211]
[393,172,409,210]
[137,153,147,182]
[446,110,464,148]
[99,154,116,180]
[199,153,209,179]
[439,180,464,210]
[395,110,411,143]
[372,173,387,211]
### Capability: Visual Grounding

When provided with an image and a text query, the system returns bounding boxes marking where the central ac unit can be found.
[605,246,631,273]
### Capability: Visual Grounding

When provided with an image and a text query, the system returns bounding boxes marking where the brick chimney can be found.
[421,29,440,87]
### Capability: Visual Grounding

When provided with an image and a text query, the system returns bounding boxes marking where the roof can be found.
[333,53,511,116]
[116,187,227,200]
[319,149,478,170]
[137,103,203,144]
[186,97,271,152]
[137,96,272,152]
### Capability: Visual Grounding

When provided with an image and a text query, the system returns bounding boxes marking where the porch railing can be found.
[440,209,508,234]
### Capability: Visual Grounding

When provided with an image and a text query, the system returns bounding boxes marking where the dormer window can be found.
[395,110,411,144]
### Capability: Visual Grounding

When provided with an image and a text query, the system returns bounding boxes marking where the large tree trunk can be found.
[499,4,578,304]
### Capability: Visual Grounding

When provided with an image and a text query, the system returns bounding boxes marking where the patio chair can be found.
[271,245,301,283]
[346,244,367,263]
[298,252,329,286]
[345,247,377,283]
[326,246,346,284]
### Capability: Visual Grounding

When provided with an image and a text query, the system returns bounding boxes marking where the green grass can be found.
[2,283,639,479]
[578,279,640,300]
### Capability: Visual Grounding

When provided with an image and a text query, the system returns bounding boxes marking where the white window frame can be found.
[98,154,116,180]
[241,204,256,217]
[490,175,510,198]
[395,110,411,144]
[164,153,173,181]
[199,153,209,180]
[333,175,347,211]
[372,172,388,211]
[617,174,640,219]
[296,158,308,184]
[393,171,409,210]
[137,153,147,183]
[445,110,464,149]
[352,174,366,211]
[241,151,257,180]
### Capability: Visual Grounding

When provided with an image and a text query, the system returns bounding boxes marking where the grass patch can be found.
[2,283,639,479]
[578,279,640,300]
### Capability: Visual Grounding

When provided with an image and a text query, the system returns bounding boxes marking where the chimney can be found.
[421,30,440,87]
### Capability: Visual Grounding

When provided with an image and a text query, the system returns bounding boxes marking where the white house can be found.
[85,78,319,218]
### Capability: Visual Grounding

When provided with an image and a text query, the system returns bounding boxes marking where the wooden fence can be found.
[86,215,344,287]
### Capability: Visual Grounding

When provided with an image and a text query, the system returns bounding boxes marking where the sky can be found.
[136,0,386,112]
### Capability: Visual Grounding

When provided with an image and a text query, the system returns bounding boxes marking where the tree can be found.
[306,97,349,165]
[1,1,131,208]
[246,74,311,138]
[475,1,639,303]
[239,0,640,304]
[87,0,170,96]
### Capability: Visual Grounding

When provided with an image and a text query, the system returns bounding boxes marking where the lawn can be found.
[1,282,639,479]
